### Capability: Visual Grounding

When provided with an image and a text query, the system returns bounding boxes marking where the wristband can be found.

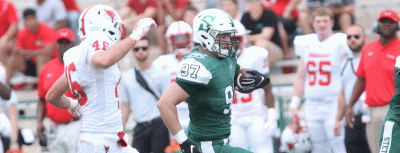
[289,96,301,109]
[68,98,79,110]
[268,108,277,120]
[174,129,188,144]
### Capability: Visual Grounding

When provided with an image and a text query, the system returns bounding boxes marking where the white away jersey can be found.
[294,33,352,100]
[63,34,122,133]
[232,46,269,116]
[153,54,189,122]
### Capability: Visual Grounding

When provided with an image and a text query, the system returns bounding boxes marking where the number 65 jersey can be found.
[294,33,352,100]
[63,34,123,133]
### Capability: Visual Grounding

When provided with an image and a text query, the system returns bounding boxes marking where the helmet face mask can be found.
[79,5,126,45]
[193,9,239,58]
[231,20,247,55]
[166,21,194,56]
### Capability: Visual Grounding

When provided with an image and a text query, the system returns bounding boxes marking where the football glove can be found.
[241,69,270,90]
[180,139,202,153]
[68,98,81,118]
[395,69,400,76]
[130,18,156,41]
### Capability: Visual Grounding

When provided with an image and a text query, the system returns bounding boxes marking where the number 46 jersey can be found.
[294,33,352,100]
[63,34,123,133]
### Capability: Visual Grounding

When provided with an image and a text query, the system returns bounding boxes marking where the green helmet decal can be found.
[199,15,216,31]
[221,11,234,27]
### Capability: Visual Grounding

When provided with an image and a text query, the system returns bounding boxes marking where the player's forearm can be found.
[0,83,11,100]
[336,89,346,122]
[263,83,275,108]
[121,102,130,129]
[92,37,137,69]
[157,101,182,135]
[7,104,18,142]
[37,98,46,125]
[349,77,365,108]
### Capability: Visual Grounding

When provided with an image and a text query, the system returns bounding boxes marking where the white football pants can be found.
[230,113,273,153]
[77,132,139,153]
[304,99,346,153]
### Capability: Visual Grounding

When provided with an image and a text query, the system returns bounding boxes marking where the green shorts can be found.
[379,120,400,153]
[189,138,253,153]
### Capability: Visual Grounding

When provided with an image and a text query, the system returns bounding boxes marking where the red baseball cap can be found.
[379,9,399,23]
[55,28,75,42]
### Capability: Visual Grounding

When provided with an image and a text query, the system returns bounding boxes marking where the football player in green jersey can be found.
[157,9,270,153]
[379,58,400,152]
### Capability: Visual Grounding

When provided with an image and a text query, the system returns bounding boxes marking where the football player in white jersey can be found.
[45,4,156,153]
[289,7,351,153]
[153,21,193,130]
[228,20,277,153]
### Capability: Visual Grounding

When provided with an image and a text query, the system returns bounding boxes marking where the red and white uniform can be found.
[63,34,122,133]
[294,33,351,153]
[230,46,273,153]
[153,54,190,129]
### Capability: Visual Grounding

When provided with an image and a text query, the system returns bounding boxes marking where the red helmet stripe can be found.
[81,6,94,36]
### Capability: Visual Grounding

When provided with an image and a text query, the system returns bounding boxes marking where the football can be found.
[234,69,252,89]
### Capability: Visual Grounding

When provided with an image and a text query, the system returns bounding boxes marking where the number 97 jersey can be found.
[63,34,123,133]
[294,33,352,99]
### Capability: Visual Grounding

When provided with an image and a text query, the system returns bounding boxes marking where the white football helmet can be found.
[193,9,238,58]
[166,21,193,56]
[232,20,247,55]
[78,4,126,45]
[280,117,312,153]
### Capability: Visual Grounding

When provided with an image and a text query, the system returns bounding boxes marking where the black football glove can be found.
[180,139,202,153]
[395,69,400,76]
[240,69,270,90]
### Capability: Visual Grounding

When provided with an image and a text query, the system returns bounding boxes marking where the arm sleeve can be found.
[119,77,130,103]
[175,58,212,85]
[54,0,67,21]
[175,78,207,96]
[87,38,112,68]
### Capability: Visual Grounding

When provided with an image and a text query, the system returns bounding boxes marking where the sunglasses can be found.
[246,0,259,2]
[133,46,149,52]
[347,35,360,40]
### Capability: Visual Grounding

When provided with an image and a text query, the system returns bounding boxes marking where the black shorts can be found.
[333,14,355,31]
[278,17,298,35]
[24,60,36,77]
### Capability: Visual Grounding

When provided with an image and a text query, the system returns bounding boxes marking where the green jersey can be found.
[175,47,240,141]
[386,66,400,122]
